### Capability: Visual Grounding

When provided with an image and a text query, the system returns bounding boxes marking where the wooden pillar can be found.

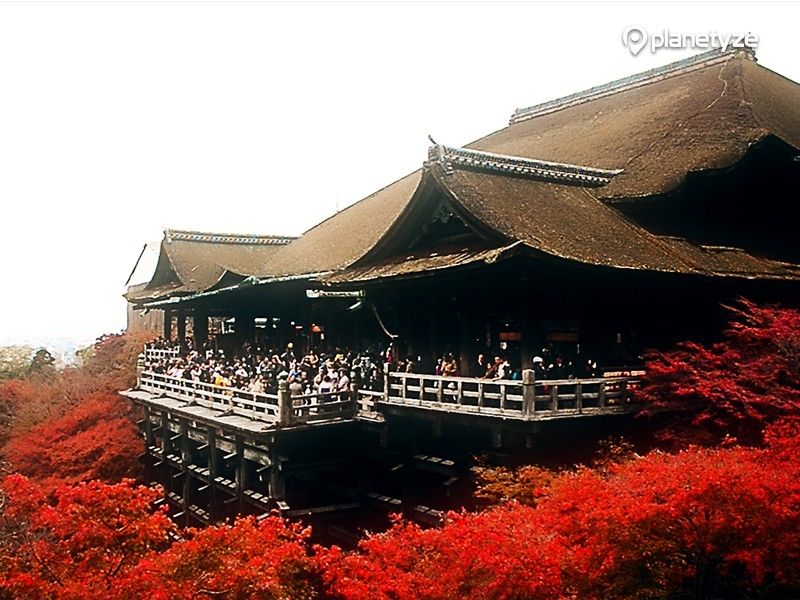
[176,309,187,347]
[235,435,247,511]
[161,411,171,454]
[180,420,191,526]
[163,308,173,340]
[143,406,154,446]
[520,316,535,370]
[268,443,285,501]
[207,426,218,520]
[193,310,209,351]
[236,312,255,345]
[429,306,439,367]
[458,310,479,377]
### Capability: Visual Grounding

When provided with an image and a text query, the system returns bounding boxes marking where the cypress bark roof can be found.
[125,230,295,302]
[129,47,800,304]
[472,48,800,199]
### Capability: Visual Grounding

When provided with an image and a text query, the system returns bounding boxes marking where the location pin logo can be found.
[622,26,648,56]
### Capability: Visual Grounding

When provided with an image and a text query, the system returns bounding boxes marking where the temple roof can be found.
[315,47,800,282]
[258,172,423,278]
[321,244,523,285]
[129,47,800,305]
[471,47,800,199]
[428,164,800,280]
[125,229,295,302]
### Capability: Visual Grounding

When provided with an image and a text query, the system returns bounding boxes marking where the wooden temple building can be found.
[122,47,800,533]
[128,47,800,373]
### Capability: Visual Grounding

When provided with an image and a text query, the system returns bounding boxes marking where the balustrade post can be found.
[383,363,390,403]
[350,377,359,417]
[619,379,628,407]
[522,369,535,419]
[598,381,607,408]
[277,373,292,426]
[550,385,559,413]
[136,349,145,386]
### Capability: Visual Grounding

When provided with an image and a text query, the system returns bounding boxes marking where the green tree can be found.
[0,346,33,380]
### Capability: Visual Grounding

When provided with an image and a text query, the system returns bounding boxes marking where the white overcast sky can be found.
[1,1,798,346]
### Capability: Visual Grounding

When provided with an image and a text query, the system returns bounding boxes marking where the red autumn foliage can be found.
[1,422,799,599]
[0,476,320,600]
[0,331,149,489]
[0,331,150,445]
[3,392,141,494]
[318,507,566,600]
[1,311,800,598]
[639,300,800,446]
[322,421,800,599]
[120,516,321,599]
[0,476,174,600]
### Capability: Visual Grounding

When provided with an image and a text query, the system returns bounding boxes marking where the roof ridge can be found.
[426,143,623,186]
[510,46,756,125]
[164,229,296,245]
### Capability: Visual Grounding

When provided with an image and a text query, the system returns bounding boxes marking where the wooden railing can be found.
[137,371,355,427]
[380,370,639,420]
[139,371,281,422]
[144,347,180,361]
[138,343,640,426]
[286,391,357,425]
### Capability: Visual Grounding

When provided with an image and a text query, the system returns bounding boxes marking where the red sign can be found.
[498,331,522,341]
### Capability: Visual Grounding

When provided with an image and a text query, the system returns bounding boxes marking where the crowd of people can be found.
[144,337,601,398]
[144,337,388,397]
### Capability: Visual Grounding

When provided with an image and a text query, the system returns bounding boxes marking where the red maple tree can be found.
[0,476,174,599]
[639,300,800,446]
[3,392,141,494]
[120,516,321,599]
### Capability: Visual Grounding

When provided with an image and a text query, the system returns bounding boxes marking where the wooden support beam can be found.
[284,502,361,517]
[491,426,502,449]
[143,407,154,447]
[180,420,191,519]
[235,435,246,511]
[269,445,286,502]
[207,427,218,521]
